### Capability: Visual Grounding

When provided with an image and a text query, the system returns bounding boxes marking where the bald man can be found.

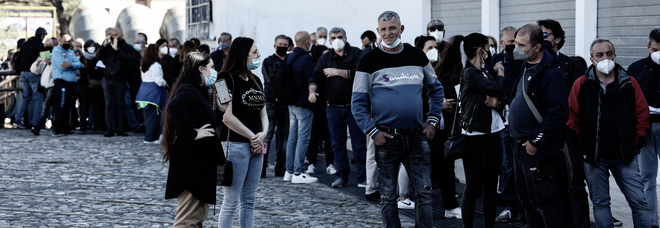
[282,31,318,184]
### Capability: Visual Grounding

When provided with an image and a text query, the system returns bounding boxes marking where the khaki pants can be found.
[174,190,209,228]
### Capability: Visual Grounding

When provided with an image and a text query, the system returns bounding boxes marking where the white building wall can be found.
[210,0,430,79]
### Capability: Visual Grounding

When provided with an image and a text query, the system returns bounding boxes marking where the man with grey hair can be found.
[352,11,444,227]
[210,32,232,71]
[309,27,365,188]
[315,27,329,48]
[508,24,568,227]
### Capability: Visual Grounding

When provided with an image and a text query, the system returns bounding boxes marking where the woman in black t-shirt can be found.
[217,37,267,228]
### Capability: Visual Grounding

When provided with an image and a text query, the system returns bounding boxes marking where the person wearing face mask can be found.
[29,38,54,135]
[308,27,364,188]
[50,34,82,136]
[98,27,142,137]
[352,11,445,228]
[629,28,660,228]
[156,39,169,60]
[162,51,223,227]
[426,19,448,61]
[216,37,267,228]
[210,32,232,71]
[282,31,319,184]
[78,40,103,132]
[538,19,587,91]
[567,39,651,228]
[440,33,505,228]
[135,44,167,144]
[507,24,569,228]
[161,38,184,88]
[311,27,330,64]
[261,34,291,178]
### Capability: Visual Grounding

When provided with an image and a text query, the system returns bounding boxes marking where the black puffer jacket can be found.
[458,62,505,133]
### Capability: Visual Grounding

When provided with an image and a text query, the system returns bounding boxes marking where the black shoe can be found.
[31,127,40,136]
[133,125,145,133]
[366,191,380,202]
[331,178,345,188]
[261,165,267,178]
[12,121,26,129]
[274,170,285,177]
[116,131,128,136]
[104,131,115,137]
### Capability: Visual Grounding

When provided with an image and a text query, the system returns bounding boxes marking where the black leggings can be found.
[462,132,502,228]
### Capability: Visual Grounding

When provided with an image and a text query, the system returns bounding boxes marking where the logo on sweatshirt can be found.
[382,73,421,82]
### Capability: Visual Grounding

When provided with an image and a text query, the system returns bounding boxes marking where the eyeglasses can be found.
[428,27,443,32]
[218,37,230,41]
[543,32,553,39]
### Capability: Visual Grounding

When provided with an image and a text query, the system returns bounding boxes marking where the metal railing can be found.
[0,70,21,126]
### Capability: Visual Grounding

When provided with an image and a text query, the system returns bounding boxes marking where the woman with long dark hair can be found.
[438,33,505,228]
[162,52,223,226]
[217,37,268,228]
[136,44,167,143]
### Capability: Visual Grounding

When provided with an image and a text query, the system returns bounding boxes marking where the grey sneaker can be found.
[496,209,518,223]
[331,178,345,188]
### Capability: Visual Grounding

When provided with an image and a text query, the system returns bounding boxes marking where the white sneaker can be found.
[306,164,316,174]
[445,207,462,219]
[397,198,415,209]
[283,172,293,182]
[326,164,337,175]
[292,173,318,184]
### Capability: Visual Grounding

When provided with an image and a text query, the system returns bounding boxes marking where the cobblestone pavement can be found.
[0,129,414,227]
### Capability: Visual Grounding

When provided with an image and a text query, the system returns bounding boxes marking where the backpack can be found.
[272,52,303,105]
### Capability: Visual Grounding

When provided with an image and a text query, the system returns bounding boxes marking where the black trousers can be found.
[52,79,77,133]
[462,132,502,228]
[429,129,460,210]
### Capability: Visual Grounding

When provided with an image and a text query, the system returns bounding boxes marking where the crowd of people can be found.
[4,9,660,228]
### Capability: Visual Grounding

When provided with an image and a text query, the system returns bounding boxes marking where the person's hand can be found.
[494,61,504,76]
[44,58,51,65]
[111,37,118,51]
[61,62,72,69]
[373,131,393,146]
[250,132,267,154]
[216,97,230,112]
[308,92,318,103]
[36,57,42,65]
[323,68,340,77]
[423,122,436,141]
[443,99,457,112]
[194,124,215,140]
[522,141,538,155]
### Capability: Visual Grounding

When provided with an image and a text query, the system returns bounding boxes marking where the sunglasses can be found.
[429,27,443,32]
[543,32,553,39]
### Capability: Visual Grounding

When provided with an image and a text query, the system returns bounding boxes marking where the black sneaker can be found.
[12,121,26,129]
[116,131,128,136]
[31,127,40,136]
[366,191,380,202]
[613,217,623,226]
[104,130,115,137]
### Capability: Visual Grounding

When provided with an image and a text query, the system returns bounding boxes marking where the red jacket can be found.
[567,65,649,164]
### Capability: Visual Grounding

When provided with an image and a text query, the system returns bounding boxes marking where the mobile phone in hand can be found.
[262,143,267,154]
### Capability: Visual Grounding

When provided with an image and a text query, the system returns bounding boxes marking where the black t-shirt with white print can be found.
[218,72,266,143]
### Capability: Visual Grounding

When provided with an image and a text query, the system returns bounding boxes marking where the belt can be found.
[377,126,420,135]
[514,137,529,143]
[651,114,660,123]
[328,103,351,108]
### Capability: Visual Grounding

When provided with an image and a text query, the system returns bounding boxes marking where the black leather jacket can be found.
[459,62,505,134]
[98,39,141,81]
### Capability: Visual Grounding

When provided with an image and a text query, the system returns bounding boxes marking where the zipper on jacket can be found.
[617,80,631,159]
[595,86,602,163]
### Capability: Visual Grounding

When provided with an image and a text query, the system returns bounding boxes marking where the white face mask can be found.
[133,44,142,52]
[426,48,438,62]
[489,47,496,56]
[160,46,169,55]
[430,31,444,42]
[651,51,660,65]
[87,46,96,53]
[317,38,326,46]
[332,39,345,51]
[596,59,615,75]
[169,48,179,57]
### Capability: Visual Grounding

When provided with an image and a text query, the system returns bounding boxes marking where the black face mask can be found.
[45,46,53,52]
[276,46,287,56]
[505,44,515,54]
[62,44,71,50]
[542,40,556,55]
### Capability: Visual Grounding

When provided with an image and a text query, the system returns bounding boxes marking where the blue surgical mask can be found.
[248,58,261,70]
[381,38,402,49]
[218,42,229,51]
[205,68,217,86]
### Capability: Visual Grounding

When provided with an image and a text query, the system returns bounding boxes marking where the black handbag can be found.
[216,129,233,186]
[444,74,470,160]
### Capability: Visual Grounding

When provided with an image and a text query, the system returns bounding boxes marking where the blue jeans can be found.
[264,101,288,173]
[639,122,660,226]
[584,157,651,228]
[142,105,161,141]
[327,105,367,182]
[499,128,518,213]
[15,71,44,125]
[375,129,432,228]
[286,106,313,174]
[218,142,263,228]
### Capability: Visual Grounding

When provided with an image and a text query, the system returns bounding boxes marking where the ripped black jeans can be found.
[375,129,433,228]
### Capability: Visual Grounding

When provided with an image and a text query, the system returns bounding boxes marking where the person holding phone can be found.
[162,52,223,227]
[217,37,268,228]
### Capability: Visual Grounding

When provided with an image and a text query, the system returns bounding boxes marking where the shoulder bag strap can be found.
[521,68,543,124]
[224,74,237,160]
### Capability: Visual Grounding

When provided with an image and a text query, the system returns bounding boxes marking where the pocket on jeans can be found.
[532,169,559,202]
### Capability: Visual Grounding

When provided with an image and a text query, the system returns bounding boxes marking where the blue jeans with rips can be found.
[639,122,660,226]
[584,156,651,228]
[375,129,433,228]
[218,142,263,228]
[327,105,367,183]
[286,105,313,174]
